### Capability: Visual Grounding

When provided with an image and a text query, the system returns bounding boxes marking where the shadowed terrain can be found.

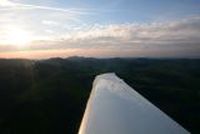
[0,57,199,134]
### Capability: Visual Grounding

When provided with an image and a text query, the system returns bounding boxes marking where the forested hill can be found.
[0,57,199,134]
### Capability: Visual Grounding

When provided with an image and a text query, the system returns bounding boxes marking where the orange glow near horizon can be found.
[0,48,192,59]
[0,49,141,59]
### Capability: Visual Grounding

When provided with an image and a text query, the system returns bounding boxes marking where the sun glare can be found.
[7,28,32,47]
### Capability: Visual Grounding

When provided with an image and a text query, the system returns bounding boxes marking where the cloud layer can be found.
[0,0,200,58]
[23,16,200,58]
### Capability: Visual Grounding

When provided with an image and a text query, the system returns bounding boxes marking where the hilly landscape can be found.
[0,57,199,134]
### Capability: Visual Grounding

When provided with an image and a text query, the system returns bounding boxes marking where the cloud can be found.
[0,0,90,45]
[0,0,90,25]
[37,16,199,48]
[22,16,200,58]
[0,0,88,14]
[42,20,59,26]
[0,0,15,6]
[0,1,200,58]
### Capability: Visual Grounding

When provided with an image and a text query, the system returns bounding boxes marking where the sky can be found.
[0,0,200,59]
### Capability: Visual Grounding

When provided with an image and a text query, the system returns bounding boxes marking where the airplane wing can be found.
[78,73,190,134]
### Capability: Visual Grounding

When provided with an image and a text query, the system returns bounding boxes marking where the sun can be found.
[7,28,32,47]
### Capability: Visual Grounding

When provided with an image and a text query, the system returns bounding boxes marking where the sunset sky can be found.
[0,0,200,59]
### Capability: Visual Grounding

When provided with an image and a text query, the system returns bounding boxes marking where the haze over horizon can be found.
[0,0,200,59]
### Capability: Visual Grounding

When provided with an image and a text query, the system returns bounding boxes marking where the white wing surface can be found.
[79,73,190,134]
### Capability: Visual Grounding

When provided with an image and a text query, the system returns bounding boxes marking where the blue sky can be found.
[0,0,200,58]
[12,0,200,23]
